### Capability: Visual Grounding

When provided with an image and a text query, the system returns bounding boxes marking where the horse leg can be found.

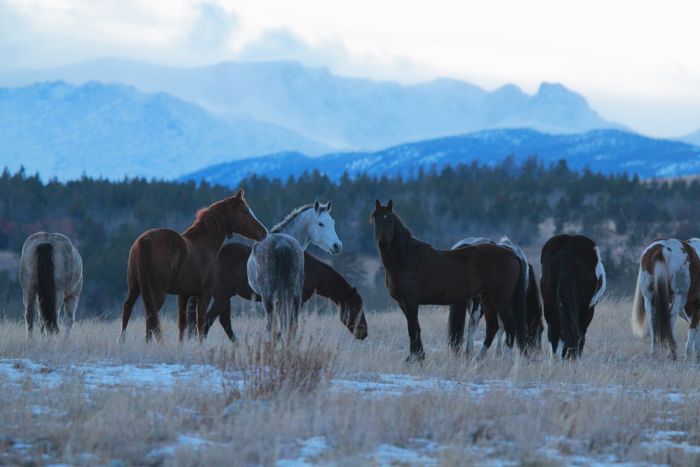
[62,294,79,339]
[195,292,212,341]
[46,293,64,336]
[185,296,198,339]
[217,300,237,343]
[448,302,467,353]
[144,292,166,343]
[23,287,37,338]
[400,299,424,361]
[465,299,481,354]
[478,302,499,360]
[119,284,140,343]
[263,297,276,347]
[177,295,189,342]
[668,294,685,360]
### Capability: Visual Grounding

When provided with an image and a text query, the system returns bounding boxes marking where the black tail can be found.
[526,263,544,349]
[510,255,529,353]
[36,243,58,333]
[555,245,582,359]
[651,254,673,352]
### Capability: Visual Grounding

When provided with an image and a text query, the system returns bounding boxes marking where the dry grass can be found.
[1,297,700,465]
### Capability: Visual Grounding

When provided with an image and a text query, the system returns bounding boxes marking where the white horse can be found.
[19,232,83,337]
[449,236,533,356]
[632,239,700,359]
[247,201,342,340]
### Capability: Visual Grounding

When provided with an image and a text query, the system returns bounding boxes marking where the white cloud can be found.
[0,0,698,136]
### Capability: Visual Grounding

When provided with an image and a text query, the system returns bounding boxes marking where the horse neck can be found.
[381,220,412,264]
[183,218,227,252]
[275,210,312,249]
[312,263,352,305]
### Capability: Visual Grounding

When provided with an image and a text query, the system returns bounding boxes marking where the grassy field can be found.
[1,297,700,465]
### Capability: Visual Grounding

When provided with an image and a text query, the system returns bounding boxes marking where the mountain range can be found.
[0,81,327,180]
[0,58,618,151]
[180,128,700,187]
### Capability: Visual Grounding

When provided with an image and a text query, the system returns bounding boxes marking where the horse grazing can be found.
[371,200,528,361]
[190,243,367,341]
[449,236,543,356]
[247,201,342,341]
[119,189,267,342]
[631,239,700,360]
[540,234,606,359]
[19,232,83,337]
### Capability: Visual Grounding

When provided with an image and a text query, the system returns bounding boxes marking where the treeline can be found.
[1,158,699,317]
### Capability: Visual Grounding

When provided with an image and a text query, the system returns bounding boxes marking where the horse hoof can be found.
[404,352,425,363]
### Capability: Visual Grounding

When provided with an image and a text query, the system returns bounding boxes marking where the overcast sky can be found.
[1,0,699,137]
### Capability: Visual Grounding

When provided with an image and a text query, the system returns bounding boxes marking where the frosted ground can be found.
[1,299,700,465]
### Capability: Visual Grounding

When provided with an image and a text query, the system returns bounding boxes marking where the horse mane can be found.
[183,199,235,238]
[271,203,327,233]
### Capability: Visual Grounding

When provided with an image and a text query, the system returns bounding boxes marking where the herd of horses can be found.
[16,190,700,361]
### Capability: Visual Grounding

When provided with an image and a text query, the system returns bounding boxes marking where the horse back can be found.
[20,232,82,293]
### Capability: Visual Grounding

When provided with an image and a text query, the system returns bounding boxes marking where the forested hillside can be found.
[1,158,698,317]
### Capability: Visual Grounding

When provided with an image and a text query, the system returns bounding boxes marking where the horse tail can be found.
[526,263,544,346]
[136,237,156,316]
[35,242,58,333]
[631,268,647,337]
[272,242,297,334]
[651,253,673,348]
[555,244,582,357]
[510,253,529,353]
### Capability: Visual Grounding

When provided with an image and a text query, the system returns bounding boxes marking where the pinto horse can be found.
[631,239,700,359]
[187,243,368,341]
[371,200,527,361]
[119,190,267,342]
[540,234,606,359]
[448,237,543,356]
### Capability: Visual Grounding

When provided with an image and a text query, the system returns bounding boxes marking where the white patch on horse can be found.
[589,246,607,308]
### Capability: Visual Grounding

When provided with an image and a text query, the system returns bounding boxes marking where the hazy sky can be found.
[1,0,699,136]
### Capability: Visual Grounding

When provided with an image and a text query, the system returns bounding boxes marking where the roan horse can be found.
[540,234,606,359]
[19,232,83,337]
[632,238,700,360]
[119,190,267,342]
[371,200,528,361]
[187,243,368,341]
[448,237,543,357]
[246,201,342,341]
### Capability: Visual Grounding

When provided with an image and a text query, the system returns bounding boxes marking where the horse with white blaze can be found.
[632,238,700,360]
[19,232,83,337]
[247,201,342,341]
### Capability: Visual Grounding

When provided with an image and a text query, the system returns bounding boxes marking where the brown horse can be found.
[186,243,368,341]
[371,200,527,361]
[119,189,268,342]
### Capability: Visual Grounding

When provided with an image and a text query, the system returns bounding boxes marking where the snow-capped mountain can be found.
[0,81,328,180]
[0,58,618,150]
[180,129,700,187]
[680,129,700,146]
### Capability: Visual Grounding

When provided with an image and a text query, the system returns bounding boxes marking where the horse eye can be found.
[319,222,324,227]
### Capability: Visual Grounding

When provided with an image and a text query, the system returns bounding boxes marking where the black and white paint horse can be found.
[247,201,342,341]
[632,239,700,359]
[19,232,83,337]
[448,237,543,357]
[540,234,606,359]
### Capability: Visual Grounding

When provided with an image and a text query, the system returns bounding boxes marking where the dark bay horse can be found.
[448,237,543,356]
[119,189,268,342]
[631,239,700,359]
[186,243,368,341]
[540,234,606,359]
[371,200,527,361]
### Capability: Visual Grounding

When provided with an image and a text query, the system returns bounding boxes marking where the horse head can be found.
[308,200,342,255]
[371,199,396,250]
[341,286,368,340]
[227,189,268,241]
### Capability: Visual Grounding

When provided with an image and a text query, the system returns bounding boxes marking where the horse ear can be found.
[314,200,320,212]
[233,189,244,199]
[387,200,393,211]
[326,200,333,212]
[375,199,381,209]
